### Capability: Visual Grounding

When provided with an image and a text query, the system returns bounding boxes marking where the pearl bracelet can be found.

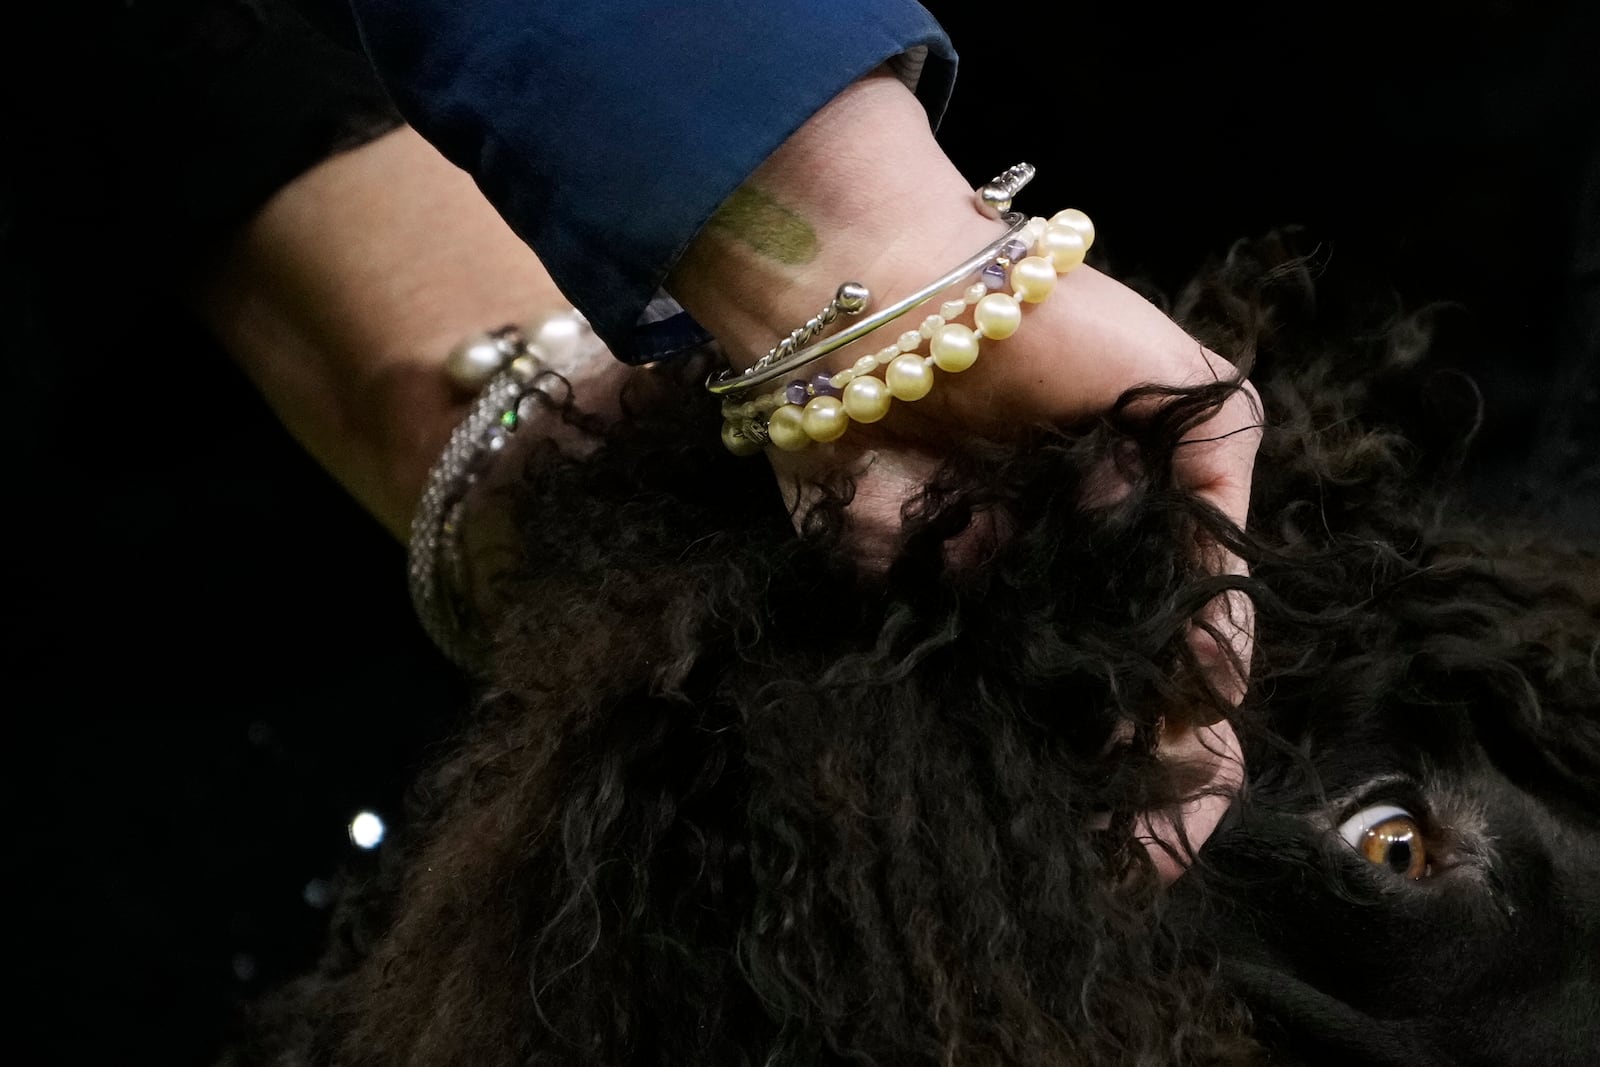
[719,207,1095,454]
[707,163,1039,400]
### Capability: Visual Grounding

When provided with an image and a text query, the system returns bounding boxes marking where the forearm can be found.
[199,124,578,537]
[347,0,955,364]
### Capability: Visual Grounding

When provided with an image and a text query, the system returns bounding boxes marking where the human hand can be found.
[757,254,1259,886]
[670,70,1259,879]
[670,72,1259,583]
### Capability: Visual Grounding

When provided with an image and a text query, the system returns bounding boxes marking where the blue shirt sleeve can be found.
[346,0,956,364]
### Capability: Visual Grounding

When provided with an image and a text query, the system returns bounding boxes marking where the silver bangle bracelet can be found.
[705,162,1037,399]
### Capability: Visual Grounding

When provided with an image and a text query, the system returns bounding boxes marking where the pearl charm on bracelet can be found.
[801,395,850,442]
[530,312,586,366]
[885,353,935,400]
[842,375,892,422]
[446,334,508,391]
[767,404,811,451]
[973,292,1023,339]
[930,322,980,372]
[1049,207,1096,251]
[1038,224,1088,272]
[1011,256,1058,303]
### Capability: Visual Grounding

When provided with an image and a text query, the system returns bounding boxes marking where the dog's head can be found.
[1176,548,1600,1065]
[234,236,1600,1067]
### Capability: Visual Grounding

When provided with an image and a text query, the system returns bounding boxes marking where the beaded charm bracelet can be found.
[717,184,1095,454]
[408,310,595,670]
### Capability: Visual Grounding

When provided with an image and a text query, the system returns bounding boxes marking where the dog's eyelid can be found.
[1336,803,1413,849]
[1324,773,1424,827]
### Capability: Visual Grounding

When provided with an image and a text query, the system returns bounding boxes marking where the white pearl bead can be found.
[1049,208,1095,252]
[973,292,1023,339]
[829,370,853,389]
[1011,256,1058,303]
[1040,224,1087,272]
[876,344,900,365]
[897,329,924,353]
[842,375,892,423]
[885,354,934,400]
[919,314,945,338]
[801,395,849,442]
[445,334,506,391]
[853,353,879,375]
[965,283,988,304]
[766,404,810,451]
[721,421,764,456]
[940,299,967,320]
[930,322,980,372]
[531,312,585,369]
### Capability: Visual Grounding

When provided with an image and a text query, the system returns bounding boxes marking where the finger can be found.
[1171,365,1264,534]
[1189,570,1255,711]
[1138,720,1245,885]
[1167,357,1261,709]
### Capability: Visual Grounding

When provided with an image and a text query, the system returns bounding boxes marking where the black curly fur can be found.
[226,233,1600,1067]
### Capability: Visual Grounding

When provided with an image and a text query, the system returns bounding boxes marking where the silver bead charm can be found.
[977,162,1036,219]
[750,282,873,374]
[835,282,870,314]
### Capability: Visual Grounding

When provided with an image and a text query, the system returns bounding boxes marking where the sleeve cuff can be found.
[350,0,956,363]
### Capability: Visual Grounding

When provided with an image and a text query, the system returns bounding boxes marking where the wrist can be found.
[203,125,576,535]
[667,69,999,372]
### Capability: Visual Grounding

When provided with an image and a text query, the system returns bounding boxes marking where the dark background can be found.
[6,1,1596,1063]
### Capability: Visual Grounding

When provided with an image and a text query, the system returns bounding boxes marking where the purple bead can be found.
[980,261,1009,291]
[1001,238,1029,262]
[784,380,809,406]
[809,373,842,399]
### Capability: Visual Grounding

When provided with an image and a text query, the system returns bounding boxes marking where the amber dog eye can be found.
[1337,804,1428,880]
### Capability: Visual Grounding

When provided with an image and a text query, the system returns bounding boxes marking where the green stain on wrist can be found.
[707,185,818,266]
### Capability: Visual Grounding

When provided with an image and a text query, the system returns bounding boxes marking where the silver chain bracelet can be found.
[407,311,593,671]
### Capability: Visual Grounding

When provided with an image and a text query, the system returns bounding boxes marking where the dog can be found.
[228,233,1600,1066]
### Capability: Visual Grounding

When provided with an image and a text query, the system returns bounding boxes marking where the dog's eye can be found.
[1337,804,1428,880]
